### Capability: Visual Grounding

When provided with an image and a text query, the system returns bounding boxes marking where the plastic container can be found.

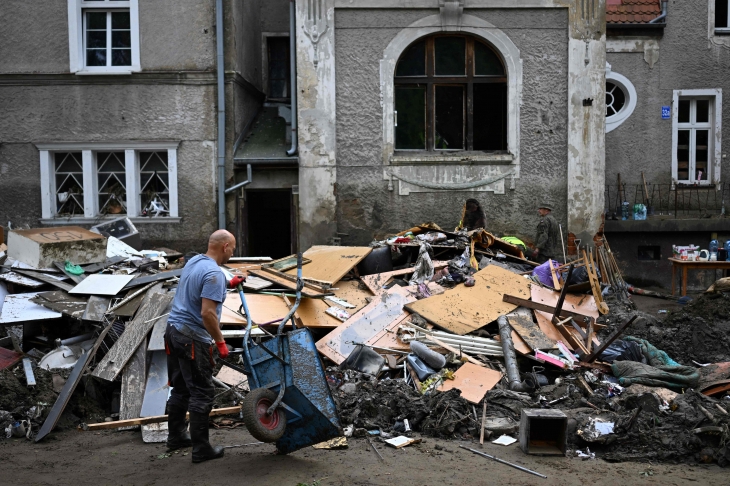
[632,204,647,221]
[621,201,630,220]
[710,239,719,253]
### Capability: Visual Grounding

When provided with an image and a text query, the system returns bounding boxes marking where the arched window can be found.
[394,35,507,152]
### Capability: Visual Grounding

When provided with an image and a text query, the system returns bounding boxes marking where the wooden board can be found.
[84,406,243,431]
[221,292,290,325]
[284,246,373,284]
[248,269,329,298]
[530,285,599,319]
[224,263,261,277]
[510,331,533,355]
[360,261,449,295]
[367,313,413,352]
[283,295,342,329]
[438,363,502,404]
[119,343,146,430]
[506,312,555,351]
[330,280,373,313]
[405,265,531,336]
[93,292,173,382]
[316,285,420,364]
[534,310,600,352]
[215,366,249,391]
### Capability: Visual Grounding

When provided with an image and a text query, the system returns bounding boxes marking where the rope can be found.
[387,169,514,191]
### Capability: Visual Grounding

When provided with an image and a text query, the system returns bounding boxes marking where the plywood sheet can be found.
[216,366,249,391]
[224,263,261,277]
[510,331,533,355]
[285,246,372,284]
[507,313,555,351]
[248,269,328,298]
[284,296,342,329]
[367,313,412,352]
[316,285,419,364]
[330,280,373,313]
[221,292,290,326]
[438,363,502,404]
[530,286,599,319]
[360,261,449,295]
[405,265,531,336]
[534,310,599,352]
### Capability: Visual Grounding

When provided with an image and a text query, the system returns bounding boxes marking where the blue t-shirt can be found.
[168,254,226,343]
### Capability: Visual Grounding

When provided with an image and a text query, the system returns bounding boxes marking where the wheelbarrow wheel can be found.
[242,388,286,442]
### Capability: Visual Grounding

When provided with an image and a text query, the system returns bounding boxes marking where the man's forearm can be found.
[202,312,224,343]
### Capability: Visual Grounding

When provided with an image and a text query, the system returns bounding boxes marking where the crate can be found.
[519,408,567,456]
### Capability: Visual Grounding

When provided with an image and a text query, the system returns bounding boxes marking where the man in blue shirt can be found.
[164,229,243,463]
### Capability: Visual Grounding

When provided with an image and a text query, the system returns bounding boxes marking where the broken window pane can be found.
[97,152,127,214]
[696,99,710,123]
[695,130,709,180]
[474,41,504,76]
[677,130,690,181]
[395,86,426,150]
[139,152,170,217]
[435,85,464,149]
[473,84,507,151]
[678,99,690,123]
[396,40,426,77]
[54,152,85,216]
[435,37,465,76]
[716,0,729,28]
[605,82,626,117]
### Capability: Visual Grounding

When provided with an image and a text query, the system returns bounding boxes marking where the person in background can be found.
[534,204,560,264]
[457,198,487,232]
[163,230,244,463]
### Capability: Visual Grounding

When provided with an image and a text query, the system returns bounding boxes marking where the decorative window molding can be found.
[709,0,730,48]
[671,89,722,186]
[605,64,637,133]
[67,0,141,74]
[36,141,179,220]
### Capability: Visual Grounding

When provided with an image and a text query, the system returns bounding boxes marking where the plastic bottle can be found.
[621,201,630,220]
[710,239,719,253]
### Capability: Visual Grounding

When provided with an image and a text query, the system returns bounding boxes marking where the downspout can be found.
[649,0,667,23]
[497,316,532,392]
[216,0,226,229]
[286,0,298,156]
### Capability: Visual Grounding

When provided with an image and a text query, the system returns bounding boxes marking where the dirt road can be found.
[2,425,724,486]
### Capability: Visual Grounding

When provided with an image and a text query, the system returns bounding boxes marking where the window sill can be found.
[389,152,513,166]
[714,29,730,35]
[74,69,134,76]
[40,216,181,225]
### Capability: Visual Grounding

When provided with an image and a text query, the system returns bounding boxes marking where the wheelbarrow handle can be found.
[277,253,303,335]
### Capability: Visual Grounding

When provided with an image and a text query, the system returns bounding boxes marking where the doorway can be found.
[243,189,293,259]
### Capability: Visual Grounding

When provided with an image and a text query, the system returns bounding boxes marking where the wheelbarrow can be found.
[233,254,341,454]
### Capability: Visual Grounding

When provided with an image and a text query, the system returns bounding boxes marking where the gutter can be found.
[286,0,298,156]
[216,0,226,229]
[649,0,668,24]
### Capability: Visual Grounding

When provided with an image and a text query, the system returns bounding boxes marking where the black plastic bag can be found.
[599,339,645,363]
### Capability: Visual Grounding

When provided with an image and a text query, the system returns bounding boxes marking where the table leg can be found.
[671,264,676,296]
[682,266,688,297]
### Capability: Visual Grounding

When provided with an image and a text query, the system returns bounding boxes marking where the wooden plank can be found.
[331,279,373,313]
[283,295,342,329]
[93,292,173,382]
[221,292,291,325]
[119,343,147,430]
[140,350,169,417]
[148,314,168,351]
[83,406,243,431]
[248,269,329,298]
[510,331,533,355]
[406,265,531,336]
[548,260,561,290]
[0,347,23,370]
[284,246,373,285]
[263,254,312,272]
[506,312,555,351]
[35,322,114,442]
[438,363,502,404]
[360,261,449,295]
[316,285,420,364]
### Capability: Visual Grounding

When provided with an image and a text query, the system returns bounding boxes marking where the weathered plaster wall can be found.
[0,83,218,252]
[606,0,730,195]
[334,8,570,245]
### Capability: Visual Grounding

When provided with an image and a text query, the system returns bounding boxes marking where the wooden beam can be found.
[585,315,638,363]
[502,294,597,327]
[82,406,243,431]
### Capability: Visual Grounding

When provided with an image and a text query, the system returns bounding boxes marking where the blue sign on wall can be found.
[662,106,671,119]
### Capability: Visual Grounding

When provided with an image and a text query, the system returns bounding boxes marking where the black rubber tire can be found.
[241,388,286,442]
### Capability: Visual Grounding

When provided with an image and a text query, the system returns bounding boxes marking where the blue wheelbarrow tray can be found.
[245,326,342,454]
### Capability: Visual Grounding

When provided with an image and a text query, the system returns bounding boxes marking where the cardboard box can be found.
[8,227,107,269]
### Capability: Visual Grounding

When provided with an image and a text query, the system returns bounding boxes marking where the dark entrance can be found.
[244,189,293,259]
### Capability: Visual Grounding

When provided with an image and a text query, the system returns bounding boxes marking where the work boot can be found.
[189,411,225,463]
[165,404,192,450]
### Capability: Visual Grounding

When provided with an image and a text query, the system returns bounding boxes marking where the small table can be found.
[669,258,730,296]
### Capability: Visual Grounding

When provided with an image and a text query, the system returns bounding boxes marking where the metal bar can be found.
[585,315,638,363]
[22,358,36,386]
[459,445,547,479]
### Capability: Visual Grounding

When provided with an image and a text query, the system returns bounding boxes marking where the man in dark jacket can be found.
[534,204,561,264]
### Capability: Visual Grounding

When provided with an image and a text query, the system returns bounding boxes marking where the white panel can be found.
[82,150,96,217]
[0,293,62,324]
[125,149,138,216]
[129,0,141,71]
[167,148,179,217]
[39,151,53,219]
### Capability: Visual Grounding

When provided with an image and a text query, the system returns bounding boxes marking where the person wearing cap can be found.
[534,204,560,264]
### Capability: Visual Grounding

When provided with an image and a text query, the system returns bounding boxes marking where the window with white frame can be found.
[672,90,723,185]
[716,0,730,32]
[67,0,140,73]
[605,65,637,133]
[37,143,179,221]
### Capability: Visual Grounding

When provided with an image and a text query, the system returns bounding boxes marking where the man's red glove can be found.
[228,275,245,288]
[216,341,229,359]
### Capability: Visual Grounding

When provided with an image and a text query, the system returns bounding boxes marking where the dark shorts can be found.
[165,324,216,414]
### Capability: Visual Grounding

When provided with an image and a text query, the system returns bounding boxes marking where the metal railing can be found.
[605,183,730,218]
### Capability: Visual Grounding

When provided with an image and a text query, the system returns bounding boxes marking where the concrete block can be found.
[8,226,107,269]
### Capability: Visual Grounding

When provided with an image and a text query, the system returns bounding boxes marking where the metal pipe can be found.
[216,0,226,229]
[224,163,252,194]
[649,0,667,24]
[459,445,547,479]
[497,316,532,392]
[286,0,298,156]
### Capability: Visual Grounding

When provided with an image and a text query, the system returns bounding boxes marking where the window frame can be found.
[37,142,180,222]
[715,0,730,33]
[393,35,508,153]
[68,0,141,74]
[671,89,723,186]
[263,34,291,101]
[605,66,637,133]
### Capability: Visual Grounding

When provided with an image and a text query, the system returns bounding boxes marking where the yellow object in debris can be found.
[442,369,456,381]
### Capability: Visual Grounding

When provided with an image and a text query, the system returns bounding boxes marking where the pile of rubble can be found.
[3,221,730,468]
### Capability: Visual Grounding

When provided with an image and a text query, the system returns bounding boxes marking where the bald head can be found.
[206,230,236,264]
